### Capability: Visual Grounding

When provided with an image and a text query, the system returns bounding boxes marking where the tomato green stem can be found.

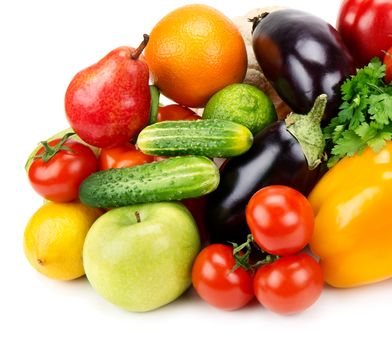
[252,254,280,268]
[230,234,279,273]
[34,132,76,163]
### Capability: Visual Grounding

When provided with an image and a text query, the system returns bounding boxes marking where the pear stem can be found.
[131,34,149,60]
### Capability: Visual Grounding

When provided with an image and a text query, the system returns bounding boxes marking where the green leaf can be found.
[368,93,392,125]
[337,101,354,123]
[331,130,366,158]
[364,57,385,80]
[367,136,387,152]
[367,130,392,152]
[327,154,341,168]
[341,77,356,101]
[331,124,347,144]
[350,102,367,129]
[354,122,377,141]
[324,57,392,167]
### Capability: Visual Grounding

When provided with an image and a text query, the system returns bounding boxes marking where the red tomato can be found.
[337,0,392,67]
[157,104,200,122]
[384,47,392,83]
[192,244,254,310]
[254,253,323,315]
[99,143,154,170]
[28,138,98,202]
[246,186,314,256]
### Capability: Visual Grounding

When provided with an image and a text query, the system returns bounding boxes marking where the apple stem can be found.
[131,34,149,60]
[135,211,141,223]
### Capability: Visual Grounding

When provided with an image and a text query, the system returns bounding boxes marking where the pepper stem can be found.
[131,34,149,60]
[285,94,327,170]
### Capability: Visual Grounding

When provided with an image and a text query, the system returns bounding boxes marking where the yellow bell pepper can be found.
[309,142,392,288]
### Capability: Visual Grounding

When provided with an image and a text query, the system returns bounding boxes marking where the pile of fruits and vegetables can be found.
[23,0,392,315]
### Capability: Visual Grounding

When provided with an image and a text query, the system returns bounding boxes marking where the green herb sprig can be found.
[324,58,392,167]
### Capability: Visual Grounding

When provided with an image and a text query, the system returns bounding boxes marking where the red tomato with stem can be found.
[253,253,323,315]
[384,47,392,83]
[246,185,314,256]
[99,143,154,170]
[28,134,98,202]
[192,244,254,310]
[337,0,392,67]
[157,104,200,122]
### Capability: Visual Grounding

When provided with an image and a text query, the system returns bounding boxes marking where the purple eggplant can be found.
[205,95,327,244]
[252,9,355,122]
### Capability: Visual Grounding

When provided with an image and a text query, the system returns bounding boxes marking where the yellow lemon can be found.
[24,202,102,281]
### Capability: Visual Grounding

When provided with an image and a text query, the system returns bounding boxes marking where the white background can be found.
[1,0,391,349]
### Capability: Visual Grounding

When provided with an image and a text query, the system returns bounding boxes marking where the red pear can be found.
[65,35,151,148]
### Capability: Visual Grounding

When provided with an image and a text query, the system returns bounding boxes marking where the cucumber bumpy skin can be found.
[137,119,253,157]
[79,156,220,208]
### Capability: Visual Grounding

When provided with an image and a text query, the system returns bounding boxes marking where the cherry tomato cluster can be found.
[28,105,197,202]
[192,185,323,315]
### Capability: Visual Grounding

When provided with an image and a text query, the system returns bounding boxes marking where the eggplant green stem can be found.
[249,12,269,33]
[285,94,327,170]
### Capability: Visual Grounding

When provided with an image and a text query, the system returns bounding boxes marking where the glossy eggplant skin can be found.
[205,121,323,244]
[252,9,355,121]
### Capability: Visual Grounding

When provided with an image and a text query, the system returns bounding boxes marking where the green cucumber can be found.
[79,156,220,208]
[136,119,253,157]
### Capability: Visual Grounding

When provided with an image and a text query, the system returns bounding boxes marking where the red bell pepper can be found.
[337,0,392,67]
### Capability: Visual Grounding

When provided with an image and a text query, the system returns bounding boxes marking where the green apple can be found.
[83,201,200,312]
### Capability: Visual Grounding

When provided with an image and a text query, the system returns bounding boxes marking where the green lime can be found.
[202,83,276,134]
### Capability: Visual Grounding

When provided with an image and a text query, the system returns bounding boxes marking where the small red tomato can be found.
[28,135,98,202]
[99,143,154,170]
[384,47,392,84]
[157,104,200,122]
[192,244,254,310]
[254,253,323,315]
[246,185,314,256]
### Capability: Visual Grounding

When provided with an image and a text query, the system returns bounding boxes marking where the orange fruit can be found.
[144,4,247,108]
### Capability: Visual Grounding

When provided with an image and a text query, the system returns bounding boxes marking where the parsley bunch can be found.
[324,58,392,167]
